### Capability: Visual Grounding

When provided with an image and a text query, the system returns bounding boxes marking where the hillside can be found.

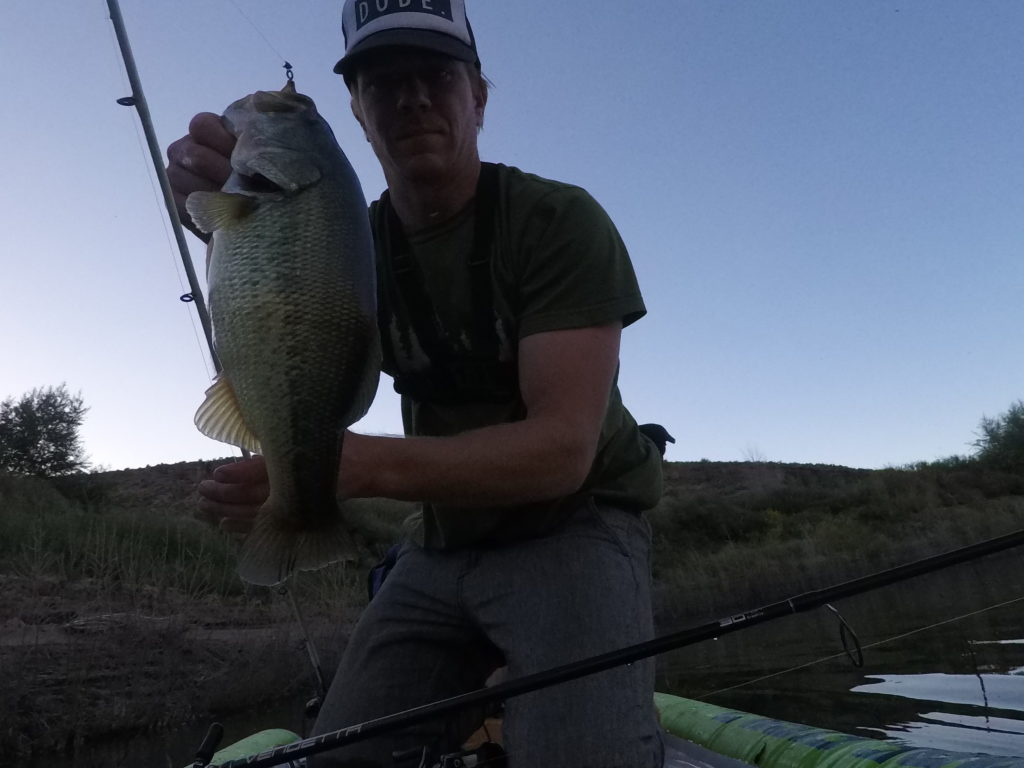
[42,456,1024,613]
[34,455,1024,617]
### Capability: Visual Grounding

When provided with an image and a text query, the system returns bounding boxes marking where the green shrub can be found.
[973,400,1024,468]
[0,384,89,476]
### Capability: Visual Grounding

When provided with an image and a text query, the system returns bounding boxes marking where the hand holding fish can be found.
[196,457,268,536]
[165,112,236,241]
[197,431,375,534]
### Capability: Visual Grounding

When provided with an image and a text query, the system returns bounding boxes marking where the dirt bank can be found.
[0,576,350,759]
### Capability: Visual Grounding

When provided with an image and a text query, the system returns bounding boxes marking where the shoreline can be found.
[1,590,350,759]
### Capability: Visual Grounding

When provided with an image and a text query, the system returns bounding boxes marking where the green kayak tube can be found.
[185,728,301,768]
[655,692,1022,768]
[187,696,1021,768]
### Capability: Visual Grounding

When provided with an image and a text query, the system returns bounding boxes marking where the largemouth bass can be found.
[187,81,380,587]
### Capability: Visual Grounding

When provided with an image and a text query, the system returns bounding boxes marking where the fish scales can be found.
[188,82,380,586]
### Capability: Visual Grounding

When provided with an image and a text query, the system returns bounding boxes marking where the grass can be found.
[6,459,1024,620]
[5,458,1024,625]
[0,472,241,606]
[648,460,1024,620]
[0,469,416,624]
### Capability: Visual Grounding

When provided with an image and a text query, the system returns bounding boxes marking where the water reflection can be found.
[863,712,1024,757]
[974,640,1024,646]
[853,672,1024,712]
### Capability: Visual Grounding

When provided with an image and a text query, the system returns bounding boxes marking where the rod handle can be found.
[193,722,224,767]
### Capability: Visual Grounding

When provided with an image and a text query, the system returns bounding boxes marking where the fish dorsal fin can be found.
[186,191,257,234]
[194,374,262,454]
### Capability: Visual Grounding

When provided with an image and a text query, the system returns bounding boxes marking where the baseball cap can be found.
[334,0,479,78]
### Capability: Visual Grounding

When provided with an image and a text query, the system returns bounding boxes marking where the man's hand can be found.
[166,112,235,241]
[197,456,268,536]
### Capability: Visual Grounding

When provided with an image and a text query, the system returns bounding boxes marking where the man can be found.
[168,2,664,765]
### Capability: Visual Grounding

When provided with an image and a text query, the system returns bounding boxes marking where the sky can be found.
[1,1,1022,472]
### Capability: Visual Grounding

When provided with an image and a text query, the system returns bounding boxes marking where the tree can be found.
[0,384,89,476]
[972,400,1024,467]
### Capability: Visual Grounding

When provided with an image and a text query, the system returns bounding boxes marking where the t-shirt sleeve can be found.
[513,186,646,339]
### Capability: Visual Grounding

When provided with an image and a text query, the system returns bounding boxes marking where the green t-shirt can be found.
[371,163,662,549]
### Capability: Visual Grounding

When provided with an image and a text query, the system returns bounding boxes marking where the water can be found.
[660,548,1024,758]
[34,550,1024,765]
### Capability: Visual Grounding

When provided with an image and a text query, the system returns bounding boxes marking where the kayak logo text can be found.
[356,0,453,30]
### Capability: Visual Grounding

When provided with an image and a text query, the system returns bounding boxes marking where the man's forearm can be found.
[342,417,596,507]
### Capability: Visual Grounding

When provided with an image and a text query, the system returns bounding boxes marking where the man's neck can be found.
[387,160,482,232]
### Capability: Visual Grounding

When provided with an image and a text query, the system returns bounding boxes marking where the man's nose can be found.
[396,75,431,111]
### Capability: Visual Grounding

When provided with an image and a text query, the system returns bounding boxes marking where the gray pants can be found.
[310,499,664,768]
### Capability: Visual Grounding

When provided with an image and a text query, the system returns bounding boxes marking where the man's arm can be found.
[197,322,621,526]
[340,322,621,505]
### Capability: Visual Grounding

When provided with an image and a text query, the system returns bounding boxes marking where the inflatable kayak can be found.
[190,693,1022,767]
[656,692,1022,768]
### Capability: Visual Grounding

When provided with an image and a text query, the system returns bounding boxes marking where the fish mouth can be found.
[236,173,287,195]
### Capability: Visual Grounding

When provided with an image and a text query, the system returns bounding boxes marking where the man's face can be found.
[350,49,486,186]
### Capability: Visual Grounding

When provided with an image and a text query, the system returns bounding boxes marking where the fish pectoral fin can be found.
[194,374,262,454]
[185,191,257,233]
[242,150,322,192]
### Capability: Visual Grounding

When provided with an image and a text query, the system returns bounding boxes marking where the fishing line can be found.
[223,0,293,74]
[696,593,1024,701]
[104,11,215,379]
[126,115,214,380]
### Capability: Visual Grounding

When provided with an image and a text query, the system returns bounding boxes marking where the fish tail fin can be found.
[236,499,359,587]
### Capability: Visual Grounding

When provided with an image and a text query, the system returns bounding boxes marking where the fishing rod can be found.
[105,0,218,370]
[105,0,328,704]
[199,525,1024,767]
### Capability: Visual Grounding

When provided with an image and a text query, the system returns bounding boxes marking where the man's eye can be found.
[363,75,391,93]
[431,67,454,84]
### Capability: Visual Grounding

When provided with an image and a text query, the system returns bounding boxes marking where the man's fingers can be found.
[166,159,227,197]
[195,494,263,528]
[167,141,233,191]
[188,111,236,157]
[194,458,267,531]
[212,456,268,483]
[197,478,268,507]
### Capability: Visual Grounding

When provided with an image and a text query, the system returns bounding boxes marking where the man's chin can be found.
[396,154,450,183]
